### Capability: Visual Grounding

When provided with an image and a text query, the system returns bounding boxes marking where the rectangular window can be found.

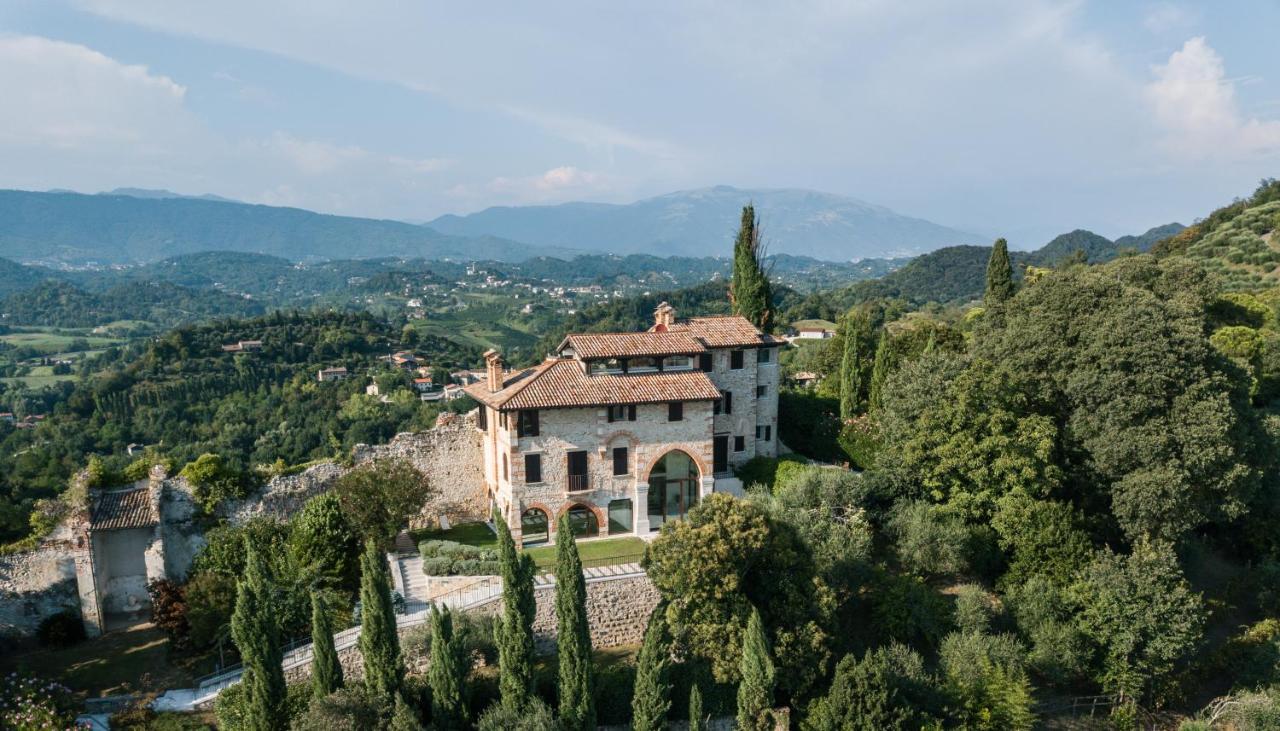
[567,451,589,492]
[477,406,487,430]
[723,391,733,415]
[628,404,637,421]
[757,347,772,363]
[612,446,629,476]
[713,435,729,473]
[713,398,722,415]
[733,435,745,452]
[756,385,767,398]
[516,409,539,437]
[730,350,745,370]
[525,454,542,484]
[665,355,692,370]
[756,425,772,441]
[502,453,509,481]
[699,353,713,372]
[668,402,683,422]
[607,405,627,423]
[756,425,764,439]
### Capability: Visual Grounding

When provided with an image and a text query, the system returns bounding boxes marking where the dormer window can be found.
[588,358,625,375]
[665,355,693,370]
[629,357,659,372]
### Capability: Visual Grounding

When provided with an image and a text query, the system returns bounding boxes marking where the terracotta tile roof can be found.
[464,358,722,410]
[560,331,707,360]
[659,315,782,348]
[91,487,158,531]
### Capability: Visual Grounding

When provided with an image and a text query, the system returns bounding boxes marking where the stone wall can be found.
[224,411,485,529]
[0,522,82,637]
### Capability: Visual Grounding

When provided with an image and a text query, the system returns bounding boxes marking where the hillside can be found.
[0,258,56,298]
[0,189,565,266]
[0,280,263,328]
[1153,179,1280,291]
[428,185,980,261]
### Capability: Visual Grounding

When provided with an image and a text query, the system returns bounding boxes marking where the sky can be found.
[0,1,1278,248]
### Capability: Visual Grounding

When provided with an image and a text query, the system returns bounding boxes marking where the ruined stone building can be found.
[465,303,780,546]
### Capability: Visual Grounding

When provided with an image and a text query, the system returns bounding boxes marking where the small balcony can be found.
[567,474,590,493]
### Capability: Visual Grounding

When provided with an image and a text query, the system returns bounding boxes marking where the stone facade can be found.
[0,521,82,637]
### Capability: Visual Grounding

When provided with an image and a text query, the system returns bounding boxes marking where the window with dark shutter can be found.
[723,391,733,414]
[733,435,745,452]
[765,425,772,441]
[730,350,744,369]
[517,410,539,437]
[477,406,487,430]
[628,404,637,421]
[756,385,767,398]
[525,454,542,483]
[757,347,771,363]
[608,405,628,422]
[668,402,683,422]
[713,398,722,415]
[699,353,713,371]
[612,447,628,476]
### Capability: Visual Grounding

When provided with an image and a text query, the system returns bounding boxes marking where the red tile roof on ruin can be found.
[464,357,722,410]
[90,487,158,531]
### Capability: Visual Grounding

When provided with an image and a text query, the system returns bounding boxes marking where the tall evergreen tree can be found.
[310,592,343,698]
[839,312,869,418]
[736,607,776,731]
[358,539,402,709]
[428,604,468,729]
[630,605,672,731]
[494,517,536,712]
[730,205,774,331]
[555,513,595,730]
[390,695,427,731]
[688,682,705,731]
[984,238,1015,308]
[868,330,892,412]
[229,539,287,731]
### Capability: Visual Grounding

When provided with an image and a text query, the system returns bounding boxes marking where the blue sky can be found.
[0,1,1277,247]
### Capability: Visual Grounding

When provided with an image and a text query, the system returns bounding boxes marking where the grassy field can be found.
[0,329,124,352]
[0,364,77,387]
[411,520,498,549]
[524,536,647,569]
[2,623,216,698]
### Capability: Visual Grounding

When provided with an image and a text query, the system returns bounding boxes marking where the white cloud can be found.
[1145,37,1280,160]
[0,34,189,149]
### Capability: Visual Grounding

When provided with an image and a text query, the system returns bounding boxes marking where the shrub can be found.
[475,696,556,731]
[147,578,189,649]
[1005,576,1091,688]
[289,492,361,591]
[870,572,952,650]
[179,453,249,513]
[36,609,85,648]
[888,501,969,578]
[184,571,237,649]
[215,680,312,731]
[953,584,997,635]
[418,540,500,576]
[0,672,80,729]
[838,415,880,469]
[595,659,637,725]
[1209,619,1280,691]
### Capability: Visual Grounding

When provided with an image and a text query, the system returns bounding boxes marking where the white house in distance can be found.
[465,303,780,546]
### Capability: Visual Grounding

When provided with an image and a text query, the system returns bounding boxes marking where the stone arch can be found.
[554,500,606,536]
[520,504,551,544]
[644,447,706,482]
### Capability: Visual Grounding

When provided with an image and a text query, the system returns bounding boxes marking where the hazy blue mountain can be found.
[0,189,567,266]
[104,187,241,203]
[1030,229,1117,265]
[428,185,980,261]
[1114,222,1185,252]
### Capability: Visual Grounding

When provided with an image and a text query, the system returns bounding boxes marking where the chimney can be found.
[654,302,676,330]
[484,349,504,391]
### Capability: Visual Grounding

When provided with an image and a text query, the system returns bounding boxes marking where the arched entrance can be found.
[565,503,600,537]
[521,507,549,545]
[647,450,700,531]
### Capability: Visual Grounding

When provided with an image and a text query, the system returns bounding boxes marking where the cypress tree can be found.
[229,539,287,731]
[358,538,402,709]
[390,695,427,731]
[839,312,868,418]
[428,604,467,729]
[984,237,1015,307]
[868,330,891,412]
[555,513,595,730]
[688,682,705,731]
[494,517,536,712]
[730,205,774,331]
[630,605,672,731]
[736,607,775,731]
[310,592,343,698]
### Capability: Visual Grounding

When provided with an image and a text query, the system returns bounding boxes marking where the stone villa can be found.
[465,303,780,546]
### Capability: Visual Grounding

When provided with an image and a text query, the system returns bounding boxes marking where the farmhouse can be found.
[465,302,780,546]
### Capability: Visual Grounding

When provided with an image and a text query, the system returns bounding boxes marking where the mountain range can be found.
[430,185,980,260]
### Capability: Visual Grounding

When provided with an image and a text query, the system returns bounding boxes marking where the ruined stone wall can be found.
[0,522,82,637]
[224,411,485,529]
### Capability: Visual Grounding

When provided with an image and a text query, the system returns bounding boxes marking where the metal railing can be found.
[566,474,589,492]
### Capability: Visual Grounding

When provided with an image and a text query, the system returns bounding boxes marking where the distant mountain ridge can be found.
[0,189,572,266]
[428,185,980,261]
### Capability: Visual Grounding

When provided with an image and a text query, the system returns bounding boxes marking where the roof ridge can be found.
[493,357,564,407]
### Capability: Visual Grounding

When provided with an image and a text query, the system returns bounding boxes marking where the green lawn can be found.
[523,536,647,570]
[0,330,123,352]
[2,623,216,698]
[0,365,78,387]
[411,521,498,549]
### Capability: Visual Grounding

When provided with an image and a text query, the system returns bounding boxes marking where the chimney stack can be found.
[484,349,504,391]
[654,302,676,330]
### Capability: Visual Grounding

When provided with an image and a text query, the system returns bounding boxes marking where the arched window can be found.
[566,504,600,537]
[521,507,549,545]
[647,450,700,531]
